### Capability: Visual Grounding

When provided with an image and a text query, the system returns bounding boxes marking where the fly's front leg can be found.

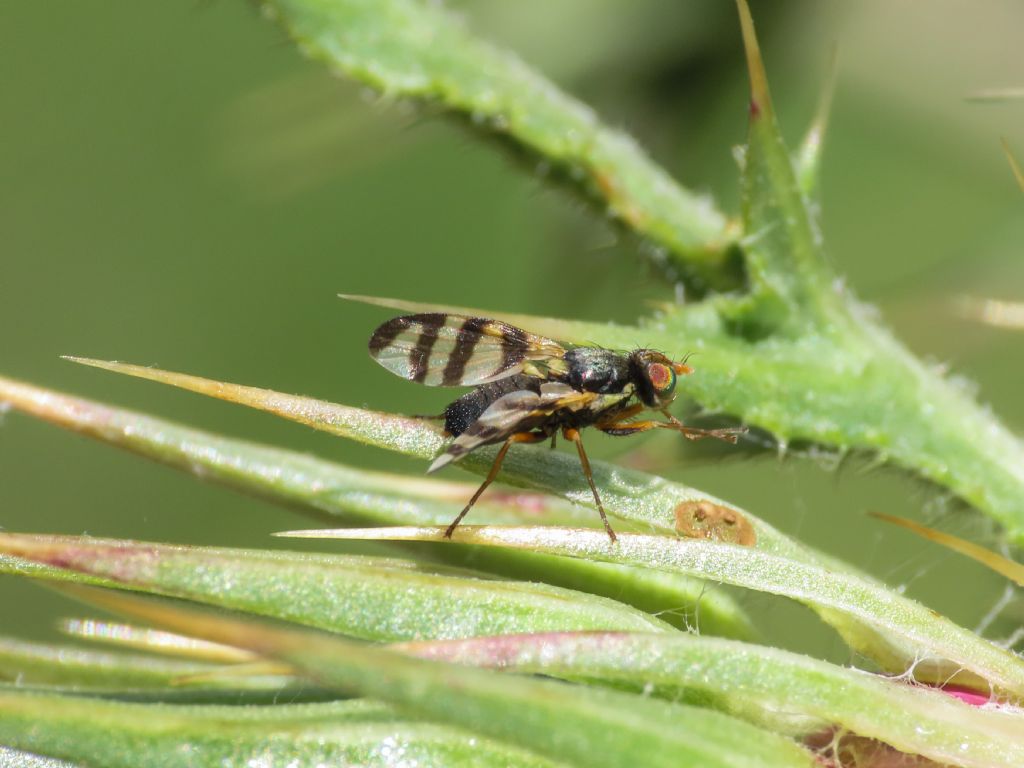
[678,426,745,443]
[600,410,745,443]
[445,431,547,539]
[659,410,746,444]
[562,427,617,543]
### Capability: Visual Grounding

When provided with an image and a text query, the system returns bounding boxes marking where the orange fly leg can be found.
[602,410,745,443]
[562,426,617,543]
[608,403,647,423]
[597,419,665,437]
[659,409,685,427]
[594,403,649,435]
[444,431,547,539]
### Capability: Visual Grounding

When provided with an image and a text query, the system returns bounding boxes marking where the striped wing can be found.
[428,383,600,473]
[368,313,567,387]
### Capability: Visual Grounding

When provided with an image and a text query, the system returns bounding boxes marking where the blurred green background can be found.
[2,1,1022,659]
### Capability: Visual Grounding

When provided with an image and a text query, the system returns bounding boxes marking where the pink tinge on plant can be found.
[484,491,551,515]
[932,683,990,707]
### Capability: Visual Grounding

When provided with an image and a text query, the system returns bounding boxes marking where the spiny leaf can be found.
[869,513,1024,586]
[46,361,832,563]
[0,631,315,702]
[0,693,559,768]
[734,0,836,332]
[48,356,1024,672]
[729,0,1024,545]
[0,374,753,639]
[57,585,818,768]
[261,0,736,290]
[281,524,1024,700]
[0,534,673,641]
[45,361,972,665]
[398,631,1024,768]
[59,618,257,662]
[0,635,229,692]
[59,356,445,458]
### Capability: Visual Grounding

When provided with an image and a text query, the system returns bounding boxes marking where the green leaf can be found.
[286,524,1024,701]
[260,0,736,290]
[0,374,753,639]
[44,359,837,564]
[0,634,314,702]
[57,618,258,662]
[0,635,227,691]
[47,360,982,674]
[0,534,673,642]
[400,631,1024,768]
[56,585,818,768]
[0,693,560,768]
[733,0,836,332]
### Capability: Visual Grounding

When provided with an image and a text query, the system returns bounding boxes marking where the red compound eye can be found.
[647,363,675,392]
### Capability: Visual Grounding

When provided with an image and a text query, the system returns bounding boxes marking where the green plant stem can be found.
[261,0,734,290]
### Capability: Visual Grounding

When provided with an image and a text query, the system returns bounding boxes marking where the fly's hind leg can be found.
[444,431,547,539]
[562,427,617,544]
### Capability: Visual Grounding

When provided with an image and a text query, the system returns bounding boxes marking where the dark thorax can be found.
[560,348,632,395]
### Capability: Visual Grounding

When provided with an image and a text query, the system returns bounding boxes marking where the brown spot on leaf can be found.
[674,501,756,546]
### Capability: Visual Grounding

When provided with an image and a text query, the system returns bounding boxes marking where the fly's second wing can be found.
[369,313,566,387]
[428,383,613,473]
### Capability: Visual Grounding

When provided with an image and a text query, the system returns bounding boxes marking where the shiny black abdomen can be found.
[443,374,542,437]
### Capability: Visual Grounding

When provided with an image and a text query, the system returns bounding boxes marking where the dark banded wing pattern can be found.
[368,313,567,387]
[428,383,601,473]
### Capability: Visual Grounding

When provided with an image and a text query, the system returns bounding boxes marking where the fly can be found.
[367,310,743,542]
